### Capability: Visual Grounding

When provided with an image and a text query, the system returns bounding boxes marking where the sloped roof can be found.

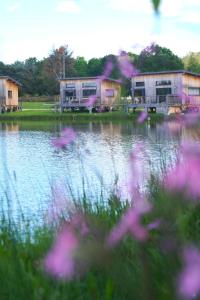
[135,70,200,77]
[60,76,121,84]
[0,76,22,86]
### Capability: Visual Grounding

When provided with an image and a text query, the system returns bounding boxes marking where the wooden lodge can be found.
[60,77,121,112]
[0,76,21,112]
[131,70,200,114]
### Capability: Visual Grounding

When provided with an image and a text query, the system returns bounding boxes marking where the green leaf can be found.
[152,0,161,13]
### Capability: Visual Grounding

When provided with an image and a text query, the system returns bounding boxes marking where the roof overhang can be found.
[0,76,22,87]
[59,77,121,84]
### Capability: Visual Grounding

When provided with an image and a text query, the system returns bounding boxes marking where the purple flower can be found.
[46,185,69,223]
[147,219,161,230]
[137,111,148,123]
[97,61,113,82]
[178,246,200,299]
[71,213,89,237]
[52,128,76,149]
[107,206,149,247]
[85,95,98,107]
[164,140,200,199]
[44,225,78,279]
[118,51,138,79]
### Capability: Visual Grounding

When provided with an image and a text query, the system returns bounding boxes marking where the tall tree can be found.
[45,45,76,80]
[74,57,88,77]
[183,52,200,73]
[137,43,184,72]
[87,58,104,76]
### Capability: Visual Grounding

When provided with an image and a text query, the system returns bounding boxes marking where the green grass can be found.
[0,110,165,123]
[21,102,54,110]
[1,183,200,300]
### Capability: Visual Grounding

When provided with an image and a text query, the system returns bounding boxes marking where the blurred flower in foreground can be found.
[98,61,113,82]
[85,95,98,107]
[178,246,200,299]
[107,204,151,247]
[118,51,138,79]
[52,128,76,149]
[44,225,78,279]
[137,111,148,123]
[44,213,89,279]
[164,141,200,199]
[107,144,155,246]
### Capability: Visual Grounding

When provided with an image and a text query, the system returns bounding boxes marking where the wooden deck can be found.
[126,96,184,114]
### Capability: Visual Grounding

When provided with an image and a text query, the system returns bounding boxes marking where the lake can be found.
[0,120,194,221]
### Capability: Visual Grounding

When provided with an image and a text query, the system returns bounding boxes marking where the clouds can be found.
[105,0,200,24]
[160,0,200,23]
[104,0,152,14]
[8,2,20,13]
[56,0,81,13]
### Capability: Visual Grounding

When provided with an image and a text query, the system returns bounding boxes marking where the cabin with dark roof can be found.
[60,77,121,111]
[0,76,21,112]
[131,70,200,113]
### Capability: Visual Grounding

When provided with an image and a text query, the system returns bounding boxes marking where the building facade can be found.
[60,77,121,111]
[131,70,200,106]
[0,76,21,111]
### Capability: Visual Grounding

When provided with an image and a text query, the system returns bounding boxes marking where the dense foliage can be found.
[183,52,200,74]
[0,43,193,97]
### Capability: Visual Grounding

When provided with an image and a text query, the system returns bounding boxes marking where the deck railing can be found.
[62,96,101,106]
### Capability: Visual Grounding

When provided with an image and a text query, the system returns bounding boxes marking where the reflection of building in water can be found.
[182,126,200,141]
[0,122,19,133]
[100,122,122,137]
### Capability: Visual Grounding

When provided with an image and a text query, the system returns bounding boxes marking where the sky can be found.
[0,0,200,63]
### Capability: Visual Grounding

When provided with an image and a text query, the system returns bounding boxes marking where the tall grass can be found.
[1,180,200,300]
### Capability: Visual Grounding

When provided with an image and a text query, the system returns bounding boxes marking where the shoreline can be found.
[0,111,165,122]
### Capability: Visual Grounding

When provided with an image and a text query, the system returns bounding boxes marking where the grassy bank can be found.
[1,185,200,300]
[21,101,54,110]
[0,110,164,123]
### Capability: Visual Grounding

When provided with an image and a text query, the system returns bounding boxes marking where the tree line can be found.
[0,43,199,96]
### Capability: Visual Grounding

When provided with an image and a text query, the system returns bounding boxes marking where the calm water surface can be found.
[0,121,194,220]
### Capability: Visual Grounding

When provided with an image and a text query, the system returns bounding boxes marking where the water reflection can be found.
[0,120,197,221]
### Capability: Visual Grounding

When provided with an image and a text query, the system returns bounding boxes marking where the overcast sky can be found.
[0,0,200,63]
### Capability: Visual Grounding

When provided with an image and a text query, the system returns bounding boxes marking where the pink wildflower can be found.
[107,197,153,247]
[52,128,76,149]
[46,185,69,223]
[128,144,149,201]
[44,225,78,279]
[97,61,113,82]
[137,111,148,123]
[147,219,161,230]
[164,140,200,199]
[178,246,200,299]
[71,213,89,237]
[118,51,138,79]
[85,95,98,107]
[178,91,191,105]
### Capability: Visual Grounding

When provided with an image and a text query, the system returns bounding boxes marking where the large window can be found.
[105,89,114,97]
[82,82,97,88]
[65,90,76,98]
[82,89,97,97]
[66,83,75,88]
[156,88,172,95]
[134,89,145,97]
[135,82,145,87]
[156,88,172,103]
[8,90,12,99]
[188,87,200,96]
[156,80,171,86]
